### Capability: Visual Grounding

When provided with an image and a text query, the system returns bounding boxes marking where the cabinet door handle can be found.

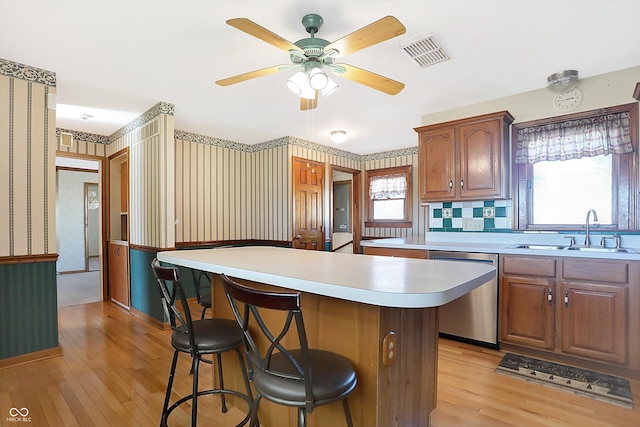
[564,290,569,308]
[460,179,464,190]
[547,288,553,305]
[449,180,453,191]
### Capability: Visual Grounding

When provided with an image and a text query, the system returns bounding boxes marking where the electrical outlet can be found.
[462,219,484,231]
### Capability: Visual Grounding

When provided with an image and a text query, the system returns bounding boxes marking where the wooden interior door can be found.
[293,157,324,250]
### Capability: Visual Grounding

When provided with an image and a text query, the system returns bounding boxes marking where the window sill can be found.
[365,221,412,228]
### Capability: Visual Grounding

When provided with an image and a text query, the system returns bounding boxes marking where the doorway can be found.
[330,165,361,254]
[85,183,100,271]
[55,156,104,307]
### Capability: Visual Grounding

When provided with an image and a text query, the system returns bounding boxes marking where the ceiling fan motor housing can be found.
[301,13,323,34]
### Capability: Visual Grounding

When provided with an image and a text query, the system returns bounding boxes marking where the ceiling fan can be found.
[215,14,406,110]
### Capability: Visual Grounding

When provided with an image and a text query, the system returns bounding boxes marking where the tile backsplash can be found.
[429,200,513,232]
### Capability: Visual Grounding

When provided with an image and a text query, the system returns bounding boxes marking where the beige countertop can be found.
[156,246,495,308]
[361,235,640,260]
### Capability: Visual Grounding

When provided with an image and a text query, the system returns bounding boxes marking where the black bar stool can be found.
[191,269,212,319]
[151,259,252,427]
[219,273,357,427]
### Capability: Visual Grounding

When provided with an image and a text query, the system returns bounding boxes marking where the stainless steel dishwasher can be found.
[427,250,499,348]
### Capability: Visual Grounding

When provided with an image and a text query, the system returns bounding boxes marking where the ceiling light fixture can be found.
[547,70,579,92]
[287,66,338,100]
[330,130,348,144]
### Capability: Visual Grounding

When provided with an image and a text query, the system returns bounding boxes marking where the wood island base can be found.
[210,275,439,427]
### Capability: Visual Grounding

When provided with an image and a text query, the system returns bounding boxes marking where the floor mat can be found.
[496,352,634,408]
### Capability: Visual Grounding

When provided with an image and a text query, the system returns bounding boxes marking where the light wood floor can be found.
[0,301,638,426]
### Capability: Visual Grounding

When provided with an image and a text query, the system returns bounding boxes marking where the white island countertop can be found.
[156,246,495,309]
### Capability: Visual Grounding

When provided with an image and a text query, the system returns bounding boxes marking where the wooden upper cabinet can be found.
[415,111,514,202]
[417,128,456,201]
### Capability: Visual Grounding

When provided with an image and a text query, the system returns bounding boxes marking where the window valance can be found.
[369,174,407,199]
[515,111,633,164]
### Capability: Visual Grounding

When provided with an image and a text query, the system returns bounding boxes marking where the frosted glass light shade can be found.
[330,130,348,144]
[308,67,329,90]
[321,77,338,97]
[286,71,308,95]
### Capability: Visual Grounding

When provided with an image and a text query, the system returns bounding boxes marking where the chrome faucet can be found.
[585,209,598,247]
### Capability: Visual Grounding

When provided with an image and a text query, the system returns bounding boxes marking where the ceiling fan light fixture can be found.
[321,77,338,97]
[287,71,308,95]
[308,67,329,90]
[299,84,316,100]
[330,130,348,144]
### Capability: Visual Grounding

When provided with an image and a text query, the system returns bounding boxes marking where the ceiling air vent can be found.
[400,33,450,68]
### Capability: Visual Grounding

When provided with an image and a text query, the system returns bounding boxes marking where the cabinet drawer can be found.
[502,256,556,277]
[562,259,628,283]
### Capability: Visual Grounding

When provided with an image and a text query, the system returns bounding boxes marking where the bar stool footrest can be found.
[161,389,252,427]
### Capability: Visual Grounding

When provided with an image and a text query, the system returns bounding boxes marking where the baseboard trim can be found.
[130,307,169,330]
[0,346,63,370]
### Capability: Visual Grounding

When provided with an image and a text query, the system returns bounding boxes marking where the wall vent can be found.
[400,33,450,68]
[59,132,74,148]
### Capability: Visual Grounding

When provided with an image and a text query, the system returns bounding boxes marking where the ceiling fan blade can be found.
[324,16,406,58]
[215,65,292,86]
[334,63,405,95]
[300,91,318,110]
[227,18,304,54]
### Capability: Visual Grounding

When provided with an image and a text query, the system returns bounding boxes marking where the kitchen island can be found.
[157,246,495,426]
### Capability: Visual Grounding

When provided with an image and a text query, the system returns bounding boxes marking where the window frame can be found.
[512,103,638,231]
[365,165,412,228]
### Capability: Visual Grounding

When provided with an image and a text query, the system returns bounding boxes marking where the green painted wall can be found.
[0,261,59,359]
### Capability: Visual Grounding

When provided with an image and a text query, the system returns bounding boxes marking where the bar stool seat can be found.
[253,349,356,406]
[170,318,242,353]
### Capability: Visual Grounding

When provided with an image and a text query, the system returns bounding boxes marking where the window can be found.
[513,103,638,231]
[365,165,412,228]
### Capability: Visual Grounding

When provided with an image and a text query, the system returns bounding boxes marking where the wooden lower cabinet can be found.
[500,275,555,350]
[108,240,130,308]
[560,258,629,365]
[500,255,637,372]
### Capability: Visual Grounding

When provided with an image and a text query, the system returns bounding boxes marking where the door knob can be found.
[295,235,302,239]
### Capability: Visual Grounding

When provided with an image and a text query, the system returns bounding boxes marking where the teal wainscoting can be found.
[129,248,200,324]
[130,248,165,323]
[0,261,59,359]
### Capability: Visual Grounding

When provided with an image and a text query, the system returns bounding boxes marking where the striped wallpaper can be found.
[0,60,57,257]
[56,128,107,156]
[174,134,424,244]
[109,107,175,249]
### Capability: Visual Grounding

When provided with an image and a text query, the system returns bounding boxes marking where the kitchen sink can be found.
[510,244,567,250]
[510,244,637,254]
[565,246,637,254]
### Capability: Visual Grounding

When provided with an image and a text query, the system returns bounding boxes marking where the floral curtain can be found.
[514,111,633,164]
[369,174,407,200]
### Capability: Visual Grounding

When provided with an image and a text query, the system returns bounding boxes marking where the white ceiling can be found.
[2,0,639,155]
